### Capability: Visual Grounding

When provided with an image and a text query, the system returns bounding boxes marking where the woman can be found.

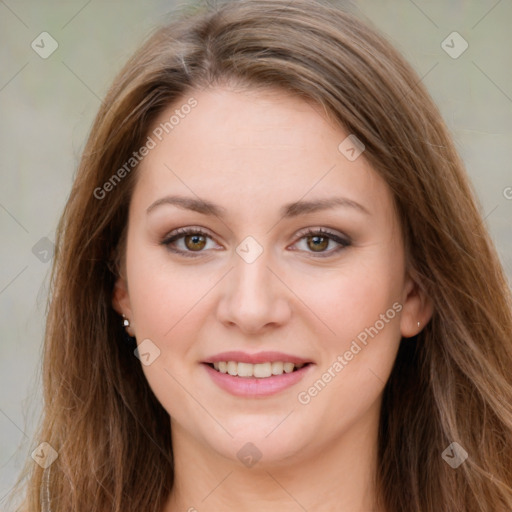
[9,0,512,510]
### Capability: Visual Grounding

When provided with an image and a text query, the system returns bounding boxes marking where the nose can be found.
[216,249,292,334]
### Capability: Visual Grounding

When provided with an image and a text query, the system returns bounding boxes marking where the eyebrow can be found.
[146,194,370,218]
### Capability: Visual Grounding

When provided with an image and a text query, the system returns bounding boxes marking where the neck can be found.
[162,402,384,512]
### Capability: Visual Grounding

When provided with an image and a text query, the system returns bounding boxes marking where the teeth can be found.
[227,361,238,376]
[283,362,295,373]
[271,361,283,375]
[210,361,305,378]
[237,362,253,377]
[254,362,272,378]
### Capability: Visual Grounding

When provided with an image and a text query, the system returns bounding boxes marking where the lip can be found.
[202,360,314,398]
[203,351,312,365]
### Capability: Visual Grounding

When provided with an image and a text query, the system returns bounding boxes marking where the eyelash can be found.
[160,227,351,259]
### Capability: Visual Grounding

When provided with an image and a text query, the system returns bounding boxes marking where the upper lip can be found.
[203,351,312,365]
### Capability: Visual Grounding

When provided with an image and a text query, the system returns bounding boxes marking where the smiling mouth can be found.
[205,361,310,378]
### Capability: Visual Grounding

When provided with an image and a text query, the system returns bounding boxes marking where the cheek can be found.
[127,240,212,339]
[298,249,403,393]
[125,246,213,397]
[301,253,403,344]
[294,270,403,434]
[126,254,212,419]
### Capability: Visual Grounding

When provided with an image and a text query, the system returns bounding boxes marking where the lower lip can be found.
[203,363,313,397]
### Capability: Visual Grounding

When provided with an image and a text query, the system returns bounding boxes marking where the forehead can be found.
[132,86,391,219]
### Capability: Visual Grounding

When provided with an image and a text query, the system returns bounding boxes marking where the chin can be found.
[199,416,314,467]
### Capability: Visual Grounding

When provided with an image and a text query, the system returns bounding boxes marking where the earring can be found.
[417,321,421,328]
[121,314,136,345]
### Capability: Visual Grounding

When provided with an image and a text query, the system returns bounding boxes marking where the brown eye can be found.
[161,227,217,257]
[184,234,207,251]
[307,235,329,252]
[293,228,351,258]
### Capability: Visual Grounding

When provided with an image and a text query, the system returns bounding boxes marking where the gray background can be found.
[1,0,511,505]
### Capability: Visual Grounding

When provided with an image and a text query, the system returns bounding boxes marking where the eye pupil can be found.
[185,234,206,251]
[308,235,329,252]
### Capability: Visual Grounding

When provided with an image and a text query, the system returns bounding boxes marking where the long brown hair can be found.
[8,0,512,510]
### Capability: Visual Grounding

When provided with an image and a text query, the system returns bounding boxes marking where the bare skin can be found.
[113,85,433,512]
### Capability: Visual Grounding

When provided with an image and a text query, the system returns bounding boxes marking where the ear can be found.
[112,276,135,336]
[399,274,434,338]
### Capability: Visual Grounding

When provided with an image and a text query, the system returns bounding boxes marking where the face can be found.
[113,85,430,466]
